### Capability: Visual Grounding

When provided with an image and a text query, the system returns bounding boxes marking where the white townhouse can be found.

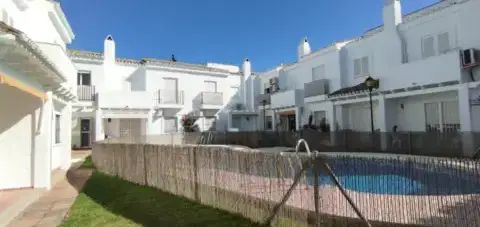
[256,0,480,154]
[0,0,76,212]
[69,36,257,148]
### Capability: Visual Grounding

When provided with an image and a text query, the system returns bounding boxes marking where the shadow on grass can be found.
[63,171,264,227]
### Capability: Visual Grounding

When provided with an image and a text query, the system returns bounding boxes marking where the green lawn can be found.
[62,169,264,227]
[79,156,94,169]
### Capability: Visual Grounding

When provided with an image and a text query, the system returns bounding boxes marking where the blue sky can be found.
[63,0,437,72]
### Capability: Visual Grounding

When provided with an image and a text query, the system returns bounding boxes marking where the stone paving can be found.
[8,150,92,227]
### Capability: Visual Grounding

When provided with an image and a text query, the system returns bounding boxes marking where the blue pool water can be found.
[306,159,480,195]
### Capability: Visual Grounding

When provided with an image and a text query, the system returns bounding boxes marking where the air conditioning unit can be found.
[235,103,244,110]
[461,48,478,68]
[270,84,279,92]
[269,77,278,85]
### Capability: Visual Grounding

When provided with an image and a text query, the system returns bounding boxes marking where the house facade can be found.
[257,0,480,131]
[256,0,480,154]
[0,0,76,191]
[69,37,257,148]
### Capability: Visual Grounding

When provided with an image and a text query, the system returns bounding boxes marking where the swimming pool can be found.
[307,157,480,195]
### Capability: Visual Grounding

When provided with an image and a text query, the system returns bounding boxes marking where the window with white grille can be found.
[422,32,451,59]
[312,65,325,81]
[424,101,460,132]
[354,56,370,77]
[163,78,178,103]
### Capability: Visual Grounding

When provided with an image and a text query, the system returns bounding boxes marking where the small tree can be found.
[181,114,199,132]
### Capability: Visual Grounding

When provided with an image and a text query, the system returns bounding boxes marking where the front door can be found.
[80,119,91,147]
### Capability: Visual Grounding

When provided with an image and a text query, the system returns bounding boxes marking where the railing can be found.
[153,90,184,105]
[77,85,95,101]
[197,92,223,106]
[94,138,480,227]
[256,93,271,105]
[304,79,329,98]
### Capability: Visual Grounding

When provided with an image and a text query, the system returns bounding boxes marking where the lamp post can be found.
[365,77,377,133]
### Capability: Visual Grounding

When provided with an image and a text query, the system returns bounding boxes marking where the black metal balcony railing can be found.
[256,93,271,105]
[153,90,184,105]
[304,79,329,98]
[77,85,95,101]
[198,92,223,105]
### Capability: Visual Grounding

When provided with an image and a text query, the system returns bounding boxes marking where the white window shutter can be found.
[422,36,435,58]
[437,32,450,54]
[361,56,369,76]
[354,59,361,77]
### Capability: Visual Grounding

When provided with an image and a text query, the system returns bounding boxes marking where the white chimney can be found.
[383,0,402,32]
[298,37,311,60]
[104,35,115,64]
[242,58,252,109]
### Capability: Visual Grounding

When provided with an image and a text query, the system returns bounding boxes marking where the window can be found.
[55,114,61,144]
[312,65,325,81]
[204,81,217,92]
[437,32,450,54]
[313,111,327,126]
[422,36,435,58]
[354,56,370,77]
[424,101,460,132]
[266,116,273,130]
[422,32,451,59]
[163,78,178,103]
[77,72,91,86]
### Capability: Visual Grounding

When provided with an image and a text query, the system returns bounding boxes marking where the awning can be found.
[328,78,380,97]
[0,72,47,100]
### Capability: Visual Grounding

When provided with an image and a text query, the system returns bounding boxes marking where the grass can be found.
[79,156,94,169]
[62,167,264,226]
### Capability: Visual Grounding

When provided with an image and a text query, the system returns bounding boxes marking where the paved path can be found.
[8,151,92,227]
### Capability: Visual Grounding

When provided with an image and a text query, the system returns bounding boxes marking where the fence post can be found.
[408,132,413,155]
[143,144,148,186]
[313,158,320,226]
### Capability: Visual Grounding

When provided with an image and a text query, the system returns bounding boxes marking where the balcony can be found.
[194,92,223,109]
[256,93,271,106]
[97,91,153,109]
[77,85,96,101]
[381,50,462,91]
[270,89,304,109]
[304,79,330,97]
[153,90,184,109]
[36,42,77,89]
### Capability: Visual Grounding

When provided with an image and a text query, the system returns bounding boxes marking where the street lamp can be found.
[365,76,378,133]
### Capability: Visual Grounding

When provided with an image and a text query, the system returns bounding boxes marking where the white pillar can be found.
[295,107,301,131]
[458,84,474,156]
[272,111,277,131]
[327,102,337,145]
[147,109,153,135]
[34,91,52,189]
[95,108,104,141]
[61,102,72,171]
[376,95,388,150]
